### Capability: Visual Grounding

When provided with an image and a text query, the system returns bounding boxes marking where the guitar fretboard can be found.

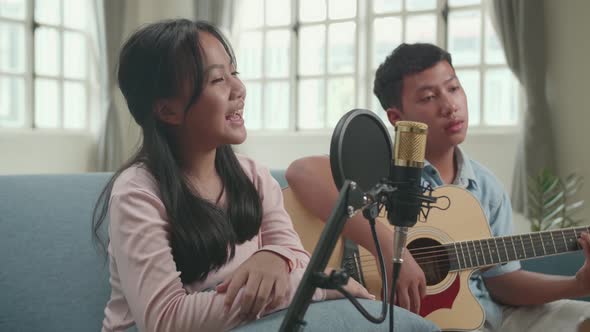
[426,226,590,271]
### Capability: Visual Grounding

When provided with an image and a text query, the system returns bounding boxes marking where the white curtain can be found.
[489,0,557,216]
[194,0,236,33]
[94,0,125,171]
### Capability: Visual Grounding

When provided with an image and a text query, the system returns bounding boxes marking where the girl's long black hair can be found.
[92,19,262,284]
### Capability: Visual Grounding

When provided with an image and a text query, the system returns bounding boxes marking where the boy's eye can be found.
[212,77,224,83]
[231,71,240,76]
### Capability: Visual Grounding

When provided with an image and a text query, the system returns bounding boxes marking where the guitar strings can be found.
[355,225,589,259]
[344,235,587,268]
[339,226,590,273]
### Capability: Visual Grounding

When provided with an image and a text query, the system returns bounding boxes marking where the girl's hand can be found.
[324,268,376,301]
[216,251,290,319]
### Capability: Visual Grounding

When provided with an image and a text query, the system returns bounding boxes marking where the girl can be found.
[92,19,437,332]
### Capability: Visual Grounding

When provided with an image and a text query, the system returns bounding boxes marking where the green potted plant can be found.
[527,169,584,232]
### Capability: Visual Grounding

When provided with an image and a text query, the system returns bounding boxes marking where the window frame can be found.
[237,0,522,133]
[0,0,93,131]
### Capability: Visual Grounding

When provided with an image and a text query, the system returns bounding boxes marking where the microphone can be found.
[387,121,428,265]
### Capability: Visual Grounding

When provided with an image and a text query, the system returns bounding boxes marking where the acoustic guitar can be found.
[283,185,589,331]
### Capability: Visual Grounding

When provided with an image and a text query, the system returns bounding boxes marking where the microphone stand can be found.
[279,179,373,332]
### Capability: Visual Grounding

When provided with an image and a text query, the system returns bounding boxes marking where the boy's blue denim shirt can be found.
[421,147,520,331]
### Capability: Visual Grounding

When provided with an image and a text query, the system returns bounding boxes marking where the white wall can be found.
[238,129,518,190]
[545,0,590,220]
[0,130,97,174]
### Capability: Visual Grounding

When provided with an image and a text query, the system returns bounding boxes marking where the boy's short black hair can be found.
[373,43,453,111]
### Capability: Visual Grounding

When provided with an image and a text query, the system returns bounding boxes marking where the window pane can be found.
[484,68,518,125]
[456,69,480,126]
[449,0,480,6]
[63,0,88,29]
[298,79,325,129]
[264,81,289,129]
[405,0,436,11]
[328,22,355,74]
[448,10,482,65]
[328,0,356,19]
[237,31,262,79]
[0,0,25,19]
[64,31,87,79]
[265,30,290,78]
[64,81,86,129]
[239,0,264,28]
[327,77,354,127]
[485,17,505,65]
[0,76,25,127]
[35,27,60,76]
[299,25,325,76]
[0,22,25,73]
[374,0,401,13]
[265,0,290,26]
[300,0,326,22]
[373,17,401,69]
[371,95,391,128]
[35,78,60,128]
[405,14,436,44]
[35,0,60,25]
[244,82,262,129]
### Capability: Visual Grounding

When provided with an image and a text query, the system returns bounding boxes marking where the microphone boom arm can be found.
[280,180,368,332]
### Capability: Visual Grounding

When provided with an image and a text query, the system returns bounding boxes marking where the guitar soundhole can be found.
[407,238,450,286]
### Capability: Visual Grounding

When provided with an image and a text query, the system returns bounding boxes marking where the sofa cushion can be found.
[521,251,590,301]
[0,170,286,331]
[0,173,112,332]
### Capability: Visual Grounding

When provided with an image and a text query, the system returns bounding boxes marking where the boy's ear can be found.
[154,100,183,125]
[386,107,403,126]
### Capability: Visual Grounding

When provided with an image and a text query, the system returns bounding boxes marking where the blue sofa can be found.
[0,173,587,331]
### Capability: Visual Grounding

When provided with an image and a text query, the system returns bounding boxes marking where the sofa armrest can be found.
[521,251,590,302]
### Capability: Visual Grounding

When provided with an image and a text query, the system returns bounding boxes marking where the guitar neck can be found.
[440,226,590,271]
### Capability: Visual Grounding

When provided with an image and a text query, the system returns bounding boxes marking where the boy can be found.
[286,43,590,331]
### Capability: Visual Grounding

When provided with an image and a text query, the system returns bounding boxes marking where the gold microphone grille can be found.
[394,121,428,166]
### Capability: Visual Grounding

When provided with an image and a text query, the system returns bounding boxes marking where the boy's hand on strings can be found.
[575,232,590,295]
[394,250,426,315]
[216,250,289,320]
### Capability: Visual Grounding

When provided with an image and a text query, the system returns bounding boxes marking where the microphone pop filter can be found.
[330,109,392,192]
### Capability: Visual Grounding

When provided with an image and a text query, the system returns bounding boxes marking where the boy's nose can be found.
[441,101,458,118]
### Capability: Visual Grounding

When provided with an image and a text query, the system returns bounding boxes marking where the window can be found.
[447,0,519,126]
[234,0,519,131]
[0,0,96,129]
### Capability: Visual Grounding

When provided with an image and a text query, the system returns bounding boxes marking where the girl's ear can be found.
[154,99,183,125]
[386,107,403,126]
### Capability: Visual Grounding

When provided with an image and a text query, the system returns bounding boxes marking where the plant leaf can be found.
[543,176,560,193]
[545,216,564,230]
[542,203,565,223]
[566,200,584,212]
[543,191,564,210]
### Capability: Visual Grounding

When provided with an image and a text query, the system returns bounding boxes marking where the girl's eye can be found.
[212,77,224,83]
[231,71,240,76]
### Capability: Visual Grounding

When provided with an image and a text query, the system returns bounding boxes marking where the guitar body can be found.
[283,185,491,331]
[282,187,344,270]
[404,185,489,331]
